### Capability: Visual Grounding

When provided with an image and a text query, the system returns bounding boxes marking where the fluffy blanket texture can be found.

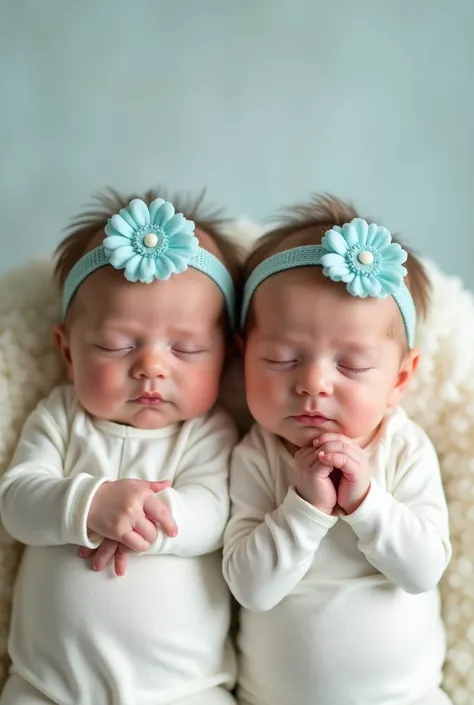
[0,230,473,702]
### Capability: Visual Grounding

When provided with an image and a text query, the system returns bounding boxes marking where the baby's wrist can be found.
[294,486,335,515]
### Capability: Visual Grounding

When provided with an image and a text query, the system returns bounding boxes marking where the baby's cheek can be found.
[351,393,385,434]
[75,363,124,409]
[182,366,221,416]
[246,372,284,419]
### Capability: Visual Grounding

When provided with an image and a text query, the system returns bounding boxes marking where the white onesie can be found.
[0,385,237,705]
[223,407,452,705]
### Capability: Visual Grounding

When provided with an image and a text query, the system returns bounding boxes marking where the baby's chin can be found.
[277,421,366,454]
[277,421,336,449]
[77,399,177,429]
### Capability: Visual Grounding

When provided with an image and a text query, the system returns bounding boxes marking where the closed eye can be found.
[172,348,206,356]
[264,358,297,367]
[338,365,372,374]
[95,345,134,353]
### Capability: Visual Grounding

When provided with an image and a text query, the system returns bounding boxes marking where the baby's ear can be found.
[388,348,420,407]
[52,324,74,381]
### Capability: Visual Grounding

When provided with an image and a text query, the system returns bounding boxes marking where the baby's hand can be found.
[80,539,131,576]
[293,445,337,515]
[314,433,370,514]
[87,479,177,551]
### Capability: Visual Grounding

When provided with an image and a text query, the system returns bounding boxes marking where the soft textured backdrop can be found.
[0,0,473,286]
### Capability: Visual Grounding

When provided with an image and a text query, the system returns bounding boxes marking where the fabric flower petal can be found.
[128,199,150,228]
[322,267,343,282]
[124,254,144,282]
[361,276,383,296]
[154,256,174,280]
[164,213,187,238]
[352,218,369,245]
[109,245,135,269]
[117,208,138,230]
[165,250,192,273]
[367,226,391,250]
[139,257,157,282]
[148,198,166,224]
[382,243,408,264]
[172,218,195,237]
[343,221,360,247]
[167,233,199,254]
[320,252,345,268]
[103,235,131,251]
[153,201,175,228]
[108,214,134,238]
[320,253,352,281]
[322,229,349,256]
[377,271,404,293]
[347,275,367,298]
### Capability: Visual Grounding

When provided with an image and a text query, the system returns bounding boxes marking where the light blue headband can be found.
[241,218,417,348]
[62,198,236,327]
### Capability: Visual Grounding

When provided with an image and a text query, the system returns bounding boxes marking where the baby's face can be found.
[244,268,418,451]
[55,265,227,428]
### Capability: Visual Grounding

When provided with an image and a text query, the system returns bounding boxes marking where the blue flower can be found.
[320,218,408,298]
[103,198,198,283]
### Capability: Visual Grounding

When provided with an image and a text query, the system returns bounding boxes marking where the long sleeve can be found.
[148,408,237,557]
[0,388,107,548]
[341,428,451,594]
[223,429,337,612]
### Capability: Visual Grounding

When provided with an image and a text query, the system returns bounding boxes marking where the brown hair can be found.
[54,188,244,289]
[244,193,430,319]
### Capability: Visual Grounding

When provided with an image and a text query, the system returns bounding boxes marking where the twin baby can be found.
[0,190,451,705]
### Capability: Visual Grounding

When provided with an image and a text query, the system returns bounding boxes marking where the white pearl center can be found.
[358,250,374,265]
[143,232,158,248]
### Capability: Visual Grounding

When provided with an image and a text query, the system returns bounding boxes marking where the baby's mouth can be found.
[134,392,165,406]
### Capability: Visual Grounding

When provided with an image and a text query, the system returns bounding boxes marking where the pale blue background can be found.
[1,0,473,286]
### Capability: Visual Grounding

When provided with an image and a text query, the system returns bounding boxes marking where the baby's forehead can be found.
[252,268,403,342]
[69,262,225,330]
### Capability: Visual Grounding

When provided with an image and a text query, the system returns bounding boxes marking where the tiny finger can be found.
[149,480,171,493]
[321,451,360,476]
[79,547,94,560]
[121,530,150,553]
[114,547,129,577]
[145,497,178,537]
[133,517,159,545]
[92,539,120,572]
[318,450,335,467]
[314,432,349,447]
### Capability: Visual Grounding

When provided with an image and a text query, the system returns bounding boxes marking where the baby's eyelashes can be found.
[95,344,134,354]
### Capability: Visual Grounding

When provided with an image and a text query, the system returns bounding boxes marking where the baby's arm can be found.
[0,390,107,548]
[0,388,173,552]
[341,431,451,594]
[223,431,337,612]
[143,408,238,557]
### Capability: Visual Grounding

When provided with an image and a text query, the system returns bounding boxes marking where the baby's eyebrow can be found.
[94,320,215,339]
[338,343,381,356]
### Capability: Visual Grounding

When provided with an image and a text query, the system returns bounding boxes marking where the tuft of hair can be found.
[244,193,431,319]
[54,187,244,289]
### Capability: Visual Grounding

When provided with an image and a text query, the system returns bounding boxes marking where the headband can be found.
[62,198,236,327]
[241,217,416,347]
